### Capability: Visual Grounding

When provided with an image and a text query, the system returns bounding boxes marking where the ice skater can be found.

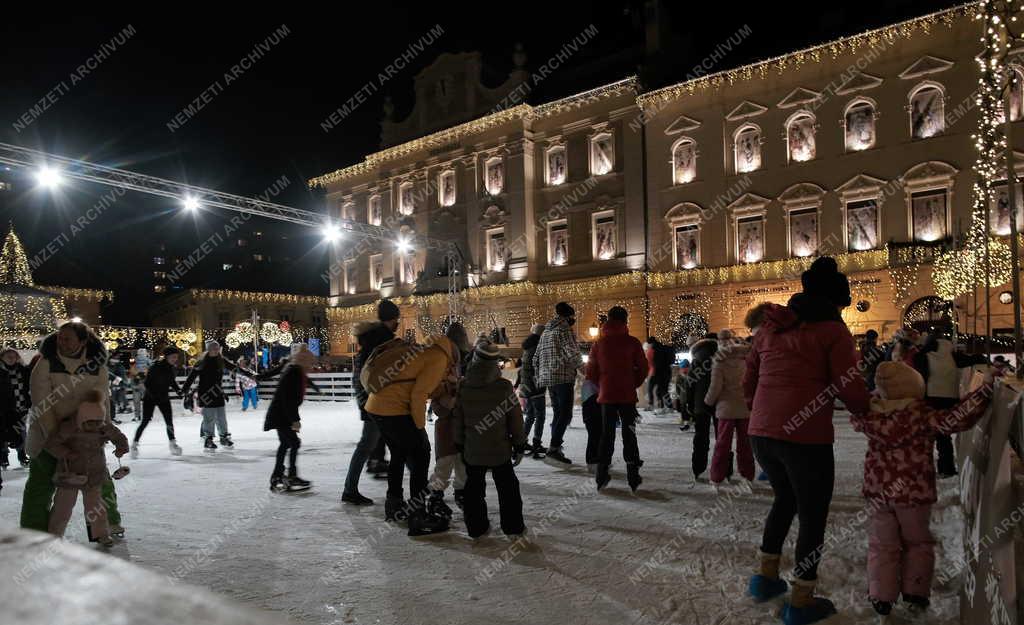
[265,347,315,492]
[182,340,251,451]
[850,361,993,619]
[235,357,260,411]
[131,347,183,457]
[45,390,129,546]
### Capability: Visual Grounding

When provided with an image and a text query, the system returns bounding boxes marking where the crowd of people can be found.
[0,254,1007,624]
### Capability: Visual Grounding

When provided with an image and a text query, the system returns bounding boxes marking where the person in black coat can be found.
[131,348,184,457]
[0,347,30,470]
[687,334,719,480]
[181,340,250,450]
[265,348,316,491]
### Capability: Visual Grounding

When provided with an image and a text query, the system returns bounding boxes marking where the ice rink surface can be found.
[0,402,965,625]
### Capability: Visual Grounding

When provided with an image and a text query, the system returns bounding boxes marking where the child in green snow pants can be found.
[19,450,121,532]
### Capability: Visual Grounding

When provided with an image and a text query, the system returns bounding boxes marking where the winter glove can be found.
[291,421,301,432]
[512,444,526,466]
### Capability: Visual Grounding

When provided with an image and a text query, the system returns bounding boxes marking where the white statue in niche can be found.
[737,218,764,263]
[790,210,818,257]
[369,197,382,226]
[735,128,761,173]
[846,200,878,251]
[402,254,416,284]
[371,257,384,289]
[675,226,699,269]
[591,135,613,175]
[550,225,569,265]
[788,116,816,162]
[910,88,944,139]
[485,160,504,195]
[399,185,414,216]
[548,148,566,185]
[345,263,357,294]
[595,217,616,260]
[845,103,875,150]
[673,141,696,184]
[440,172,455,207]
[488,232,507,271]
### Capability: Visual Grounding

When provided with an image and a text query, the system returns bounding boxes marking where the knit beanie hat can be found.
[800,257,851,308]
[377,299,401,322]
[204,340,219,351]
[531,323,545,335]
[555,302,575,318]
[474,339,501,360]
[874,361,926,401]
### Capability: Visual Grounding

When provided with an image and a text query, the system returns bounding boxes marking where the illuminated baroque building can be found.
[314,5,1023,355]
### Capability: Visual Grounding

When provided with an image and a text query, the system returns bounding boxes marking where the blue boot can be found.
[749,552,788,602]
[781,579,837,625]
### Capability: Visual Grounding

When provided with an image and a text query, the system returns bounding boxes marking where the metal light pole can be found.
[251,308,260,373]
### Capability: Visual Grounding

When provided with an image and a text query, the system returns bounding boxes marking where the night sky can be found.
[0,1,959,324]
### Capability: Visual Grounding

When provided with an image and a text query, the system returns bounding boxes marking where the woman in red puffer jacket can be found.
[742,257,871,624]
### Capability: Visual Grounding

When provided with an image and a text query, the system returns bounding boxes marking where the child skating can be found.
[264,347,316,492]
[45,390,130,546]
[850,361,993,620]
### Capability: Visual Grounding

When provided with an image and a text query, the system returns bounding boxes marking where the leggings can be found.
[135,396,175,442]
[273,427,301,477]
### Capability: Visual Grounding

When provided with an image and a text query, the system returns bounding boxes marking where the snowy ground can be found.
[0,402,966,625]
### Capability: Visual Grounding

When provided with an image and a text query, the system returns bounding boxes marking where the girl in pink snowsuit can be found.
[849,361,992,617]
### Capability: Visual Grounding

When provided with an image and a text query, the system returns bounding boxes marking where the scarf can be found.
[1,362,28,413]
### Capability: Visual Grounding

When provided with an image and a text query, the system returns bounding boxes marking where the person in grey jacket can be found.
[453,340,527,538]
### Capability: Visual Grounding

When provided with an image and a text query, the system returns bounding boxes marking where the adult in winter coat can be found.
[518,324,547,453]
[911,334,987,478]
[131,347,183,457]
[1,346,31,469]
[365,334,456,535]
[649,338,675,412]
[743,257,871,623]
[687,334,719,479]
[181,340,248,450]
[532,302,583,465]
[859,329,885,391]
[21,322,124,537]
[264,348,316,491]
[586,306,648,491]
[704,330,754,484]
[452,339,526,537]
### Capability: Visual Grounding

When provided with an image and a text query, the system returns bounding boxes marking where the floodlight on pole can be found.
[183,195,200,212]
[322,223,341,243]
[35,166,63,189]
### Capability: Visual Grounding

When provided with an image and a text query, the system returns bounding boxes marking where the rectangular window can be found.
[736,216,765,264]
[368,195,382,226]
[546,146,567,185]
[153,285,166,293]
[344,260,357,295]
[400,253,417,285]
[910,189,948,242]
[153,256,165,265]
[592,212,616,260]
[674,224,700,269]
[153,271,166,279]
[487,229,507,272]
[990,181,1024,236]
[485,158,504,195]
[846,199,879,251]
[548,220,569,266]
[370,254,383,290]
[590,133,614,176]
[218,312,231,329]
[222,263,234,271]
[439,171,456,207]
[788,208,819,258]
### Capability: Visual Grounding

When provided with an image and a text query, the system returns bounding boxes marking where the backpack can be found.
[359,338,423,395]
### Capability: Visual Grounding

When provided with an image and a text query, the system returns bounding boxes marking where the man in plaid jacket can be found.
[532,302,583,464]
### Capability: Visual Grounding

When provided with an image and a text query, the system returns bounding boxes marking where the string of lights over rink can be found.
[0,142,457,255]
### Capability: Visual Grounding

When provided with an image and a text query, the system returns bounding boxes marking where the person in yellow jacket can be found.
[365,334,455,535]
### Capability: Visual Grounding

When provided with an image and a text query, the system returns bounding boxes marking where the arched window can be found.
[733,124,762,173]
[785,112,816,163]
[1009,66,1024,122]
[844,98,876,151]
[546,144,567,186]
[484,157,504,195]
[909,83,945,139]
[672,138,697,184]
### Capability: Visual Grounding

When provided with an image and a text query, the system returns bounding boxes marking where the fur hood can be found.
[690,338,718,363]
[38,332,108,376]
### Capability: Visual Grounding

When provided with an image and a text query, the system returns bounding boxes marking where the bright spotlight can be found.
[396,238,412,254]
[323,224,341,243]
[71,316,83,323]
[36,167,63,189]
[183,196,200,212]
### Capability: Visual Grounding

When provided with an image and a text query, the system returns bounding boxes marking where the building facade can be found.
[315,5,1023,355]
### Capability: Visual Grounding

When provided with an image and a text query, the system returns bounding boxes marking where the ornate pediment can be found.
[777,87,822,109]
[836,174,888,194]
[901,161,958,187]
[664,202,704,222]
[778,183,827,206]
[835,72,884,95]
[899,55,954,80]
[727,192,772,216]
[725,101,768,121]
[664,114,702,135]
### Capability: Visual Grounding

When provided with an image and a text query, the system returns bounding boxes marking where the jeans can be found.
[523,392,546,444]
[135,396,175,442]
[201,406,229,439]
[372,414,430,507]
[273,427,300,477]
[344,418,382,494]
[710,419,754,483]
[241,387,259,410]
[868,503,935,601]
[132,381,145,416]
[598,403,640,467]
[751,435,834,581]
[462,461,524,537]
[429,454,467,492]
[547,382,575,450]
[21,450,121,531]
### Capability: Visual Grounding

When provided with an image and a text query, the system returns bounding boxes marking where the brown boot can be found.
[758,551,782,579]
[782,578,837,622]
[790,578,815,608]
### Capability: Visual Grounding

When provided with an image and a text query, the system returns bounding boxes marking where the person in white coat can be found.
[704,329,755,485]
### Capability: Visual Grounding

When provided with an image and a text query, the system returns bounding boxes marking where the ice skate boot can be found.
[532,445,547,460]
[902,594,929,620]
[385,496,409,524]
[407,509,449,537]
[168,440,182,456]
[427,490,453,519]
[341,491,373,505]
[129,442,139,459]
[870,598,893,623]
[285,469,311,491]
[95,534,114,547]
[270,475,286,492]
[219,435,234,449]
[544,447,570,465]
[626,462,642,492]
[780,579,836,625]
[595,464,610,490]
[748,551,788,603]
[453,489,465,510]
[109,524,125,538]
[203,436,217,451]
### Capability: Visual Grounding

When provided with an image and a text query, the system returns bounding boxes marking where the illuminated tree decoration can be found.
[0,225,69,347]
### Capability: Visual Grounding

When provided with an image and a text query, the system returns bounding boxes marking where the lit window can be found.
[590,132,614,176]
[672,138,697,184]
[222,263,233,271]
[733,124,762,173]
[910,189,948,242]
[370,254,383,290]
[400,253,417,284]
[844,99,876,151]
[238,239,248,247]
[368,195,382,225]
[153,271,166,279]
[153,256,165,265]
[487,229,507,272]
[439,171,456,207]
[674,224,700,269]
[736,215,765,263]
[484,158,504,195]
[546,145,567,186]
[344,260,357,294]
[153,285,166,293]
[398,182,415,216]
[592,211,616,260]
[341,202,355,222]
[788,207,819,258]
[846,200,880,251]
[786,113,816,163]
[548,220,569,266]
[1008,67,1024,122]
[218,312,231,329]
[990,181,1024,235]
[253,254,264,261]
[254,231,263,239]
[909,83,945,139]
